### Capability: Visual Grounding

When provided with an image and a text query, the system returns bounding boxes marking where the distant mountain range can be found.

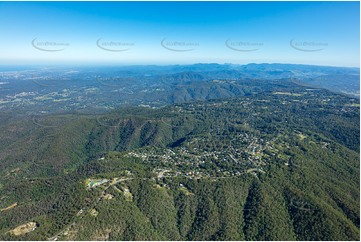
[0,63,359,116]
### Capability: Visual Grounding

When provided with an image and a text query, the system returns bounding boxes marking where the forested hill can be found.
[0,82,359,240]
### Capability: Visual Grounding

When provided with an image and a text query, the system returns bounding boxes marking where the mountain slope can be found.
[0,82,359,241]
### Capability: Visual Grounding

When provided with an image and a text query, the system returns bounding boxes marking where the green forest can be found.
[0,83,359,240]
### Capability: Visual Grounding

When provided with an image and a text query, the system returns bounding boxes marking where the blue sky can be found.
[0,1,359,67]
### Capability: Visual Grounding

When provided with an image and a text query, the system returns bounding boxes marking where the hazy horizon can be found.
[0,62,360,69]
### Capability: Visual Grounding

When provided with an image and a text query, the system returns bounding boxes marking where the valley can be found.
[0,72,359,240]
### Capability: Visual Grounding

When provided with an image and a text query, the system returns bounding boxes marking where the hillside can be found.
[0,82,359,240]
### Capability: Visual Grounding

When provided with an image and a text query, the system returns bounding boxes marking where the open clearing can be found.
[9,222,37,236]
[273,92,303,96]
